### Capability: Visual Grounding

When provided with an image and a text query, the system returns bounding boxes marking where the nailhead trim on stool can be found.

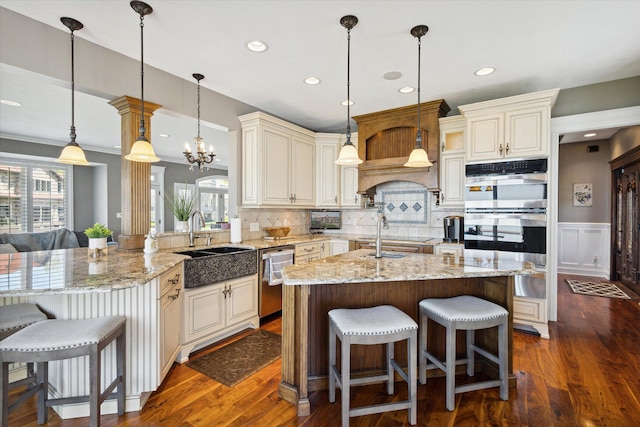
[0,316,126,427]
[329,305,418,426]
[419,295,509,411]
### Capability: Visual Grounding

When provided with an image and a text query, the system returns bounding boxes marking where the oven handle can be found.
[465,173,547,186]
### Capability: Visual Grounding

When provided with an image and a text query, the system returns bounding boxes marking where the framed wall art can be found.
[573,183,592,207]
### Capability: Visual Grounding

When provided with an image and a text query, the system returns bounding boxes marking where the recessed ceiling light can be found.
[159,133,170,138]
[383,71,402,80]
[584,133,597,137]
[114,145,121,149]
[399,86,415,94]
[304,77,321,85]
[1,99,22,107]
[474,67,495,76]
[341,100,354,106]
[247,40,267,52]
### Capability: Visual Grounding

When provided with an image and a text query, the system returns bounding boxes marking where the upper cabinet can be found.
[459,89,559,163]
[438,115,466,208]
[240,112,315,208]
[315,133,341,208]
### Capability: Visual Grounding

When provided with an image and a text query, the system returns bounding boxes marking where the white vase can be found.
[88,237,107,250]
[176,220,189,232]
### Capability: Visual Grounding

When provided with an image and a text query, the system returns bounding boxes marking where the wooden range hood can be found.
[353,99,450,194]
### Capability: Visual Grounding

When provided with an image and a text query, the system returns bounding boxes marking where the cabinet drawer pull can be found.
[303,247,314,252]
[169,289,181,301]
[166,273,181,286]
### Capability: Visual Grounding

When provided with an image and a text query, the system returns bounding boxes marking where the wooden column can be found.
[109,95,162,251]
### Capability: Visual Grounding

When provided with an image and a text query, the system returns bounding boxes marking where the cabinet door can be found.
[440,153,465,208]
[160,284,181,380]
[226,275,258,325]
[316,139,340,207]
[467,113,503,162]
[291,136,315,206]
[262,128,292,205]
[183,284,225,343]
[330,240,349,256]
[505,106,548,158]
[340,166,360,208]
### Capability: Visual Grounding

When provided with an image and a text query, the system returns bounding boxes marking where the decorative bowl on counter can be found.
[265,227,291,238]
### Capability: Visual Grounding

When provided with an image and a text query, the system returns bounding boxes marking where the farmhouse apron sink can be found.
[176,246,258,288]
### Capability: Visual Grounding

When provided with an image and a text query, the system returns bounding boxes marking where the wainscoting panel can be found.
[558,222,610,278]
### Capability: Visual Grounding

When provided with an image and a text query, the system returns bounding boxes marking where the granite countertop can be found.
[241,233,441,249]
[0,247,187,296]
[281,249,537,285]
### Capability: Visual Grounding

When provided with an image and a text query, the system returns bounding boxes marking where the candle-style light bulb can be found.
[184,142,191,153]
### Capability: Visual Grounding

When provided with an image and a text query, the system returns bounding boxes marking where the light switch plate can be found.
[250,222,259,232]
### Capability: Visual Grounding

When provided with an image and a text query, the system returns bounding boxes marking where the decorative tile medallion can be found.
[382,190,428,224]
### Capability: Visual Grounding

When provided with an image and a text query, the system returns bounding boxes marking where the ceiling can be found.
[1,1,639,168]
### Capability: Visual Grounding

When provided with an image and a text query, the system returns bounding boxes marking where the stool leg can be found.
[419,311,428,385]
[329,323,336,403]
[386,341,394,395]
[445,324,456,411]
[408,330,417,425]
[90,345,101,427]
[499,321,508,401]
[341,336,351,427]
[467,329,475,377]
[1,362,8,427]
[37,361,48,424]
[117,328,126,416]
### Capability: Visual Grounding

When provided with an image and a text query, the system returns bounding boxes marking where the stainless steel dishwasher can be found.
[259,245,295,318]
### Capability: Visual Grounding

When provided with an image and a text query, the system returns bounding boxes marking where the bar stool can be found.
[329,305,418,426]
[0,303,48,390]
[419,295,508,411]
[0,316,127,427]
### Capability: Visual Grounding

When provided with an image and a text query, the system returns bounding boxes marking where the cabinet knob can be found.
[335,195,338,203]
[505,143,510,154]
[499,144,504,155]
[441,142,445,152]
[355,196,358,204]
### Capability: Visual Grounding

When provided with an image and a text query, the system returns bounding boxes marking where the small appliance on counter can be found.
[443,215,464,243]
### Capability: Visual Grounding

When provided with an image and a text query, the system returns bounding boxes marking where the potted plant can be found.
[84,223,113,252]
[165,186,195,232]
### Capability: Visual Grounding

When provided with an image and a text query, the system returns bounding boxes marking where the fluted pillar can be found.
[109,95,162,251]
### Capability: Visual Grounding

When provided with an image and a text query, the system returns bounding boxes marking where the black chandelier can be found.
[183,73,216,172]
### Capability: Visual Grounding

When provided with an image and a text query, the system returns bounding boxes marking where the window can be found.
[196,176,228,229]
[0,158,73,233]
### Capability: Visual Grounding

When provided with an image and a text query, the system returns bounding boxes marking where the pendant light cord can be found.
[416,34,422,147]
[69,29,76,143]
[346,25,352,143]
[138,12,146,140]
[197,78,201,139]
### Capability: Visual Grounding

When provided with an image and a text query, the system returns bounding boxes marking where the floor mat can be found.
[186,330,281,387]
[566,279,636,299]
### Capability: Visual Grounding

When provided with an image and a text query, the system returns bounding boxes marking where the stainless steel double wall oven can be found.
[464,158,548,301]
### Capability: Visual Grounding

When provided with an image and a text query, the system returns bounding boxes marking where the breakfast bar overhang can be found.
[278,249,536,416]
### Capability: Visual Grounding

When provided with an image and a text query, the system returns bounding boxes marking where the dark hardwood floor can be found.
[8,274,640,426]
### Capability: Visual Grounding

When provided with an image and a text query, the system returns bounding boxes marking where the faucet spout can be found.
[375,207,388,259]
[189,210,206,247]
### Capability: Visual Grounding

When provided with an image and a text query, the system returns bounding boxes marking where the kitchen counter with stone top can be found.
[0,246,187,296]
[281,249,535,285]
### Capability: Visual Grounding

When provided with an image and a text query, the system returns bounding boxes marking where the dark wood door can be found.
[613,165,639,287]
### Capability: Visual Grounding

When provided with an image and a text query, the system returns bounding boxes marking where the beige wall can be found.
[558,140,611,223]
[609,126,640,161]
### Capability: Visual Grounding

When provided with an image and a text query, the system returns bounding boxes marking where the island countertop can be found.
[281,249,536,285]
[0,247,187,296]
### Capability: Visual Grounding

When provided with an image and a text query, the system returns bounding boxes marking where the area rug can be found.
[186,330,281,387]
[566,279,634,299]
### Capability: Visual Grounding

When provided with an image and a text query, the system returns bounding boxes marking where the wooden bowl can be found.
[265,227,291,238]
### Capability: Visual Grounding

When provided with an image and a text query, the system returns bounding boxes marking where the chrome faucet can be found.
[189,210,206,247]
[375,205,389,258]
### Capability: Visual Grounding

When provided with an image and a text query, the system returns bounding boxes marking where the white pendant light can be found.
[335,15,363,166]
[125,1,160,163]
[404,25,432,168]
[56,17,89,166]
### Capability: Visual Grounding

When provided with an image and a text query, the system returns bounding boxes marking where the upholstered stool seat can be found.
[419,295,508,411]
[0,316,126,427]
[329,305,418,426]
[0,304,48,341]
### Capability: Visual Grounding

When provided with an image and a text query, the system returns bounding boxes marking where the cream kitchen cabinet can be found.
[240,112,315,208]
[438,115,466,208]
[180,274,259,361]
[295,240,328,263]
[459,89,559,163]
[434,243,464,256]
[315,133,340,208]
[330,239,350,256]
[158,264,183,382]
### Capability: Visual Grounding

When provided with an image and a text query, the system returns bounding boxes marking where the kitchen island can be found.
[278,249,537,416]
[0,247,187,418]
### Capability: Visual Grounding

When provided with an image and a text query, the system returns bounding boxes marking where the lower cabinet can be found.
[330,239,350,256]
[158,264,183,382]
[295,240,328,263]
[353,240,433,254]
[180,274,259,361]
[434,243,464,256]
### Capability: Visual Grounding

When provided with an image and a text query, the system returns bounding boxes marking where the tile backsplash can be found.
[238,181,463,241]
